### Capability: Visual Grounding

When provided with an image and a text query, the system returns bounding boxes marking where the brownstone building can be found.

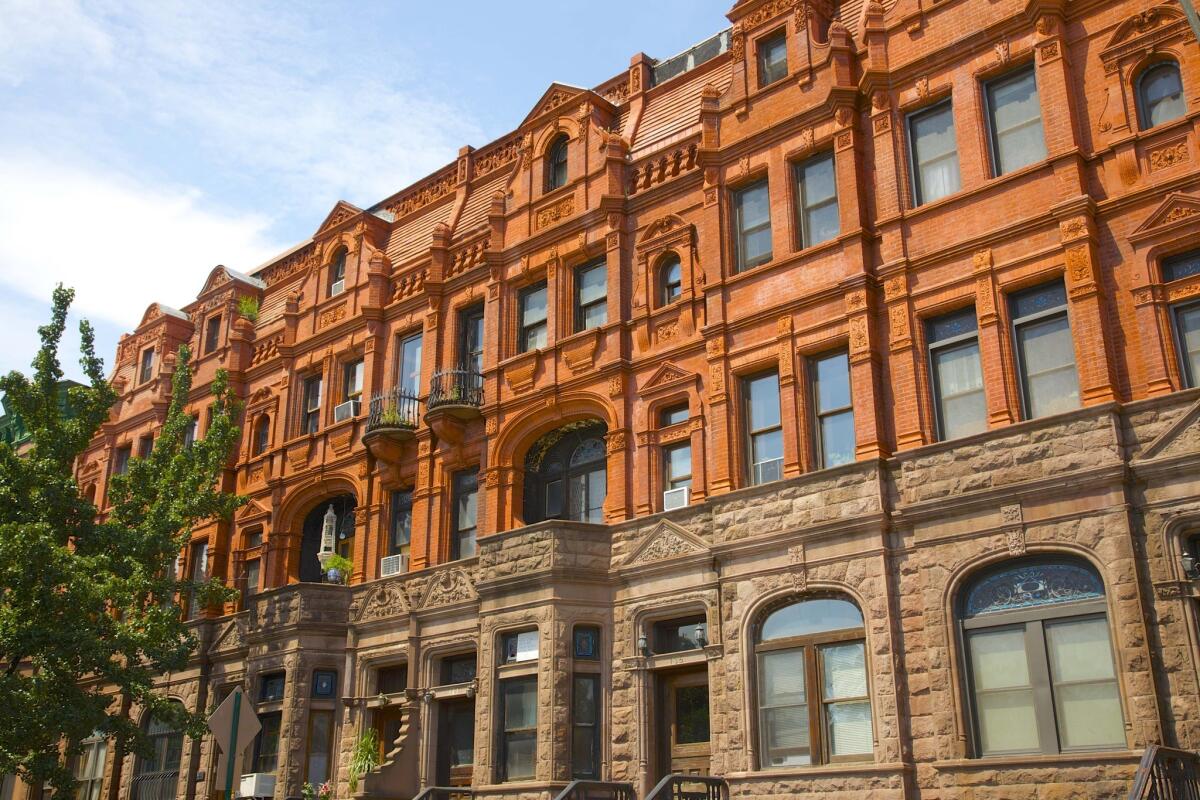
[23,0,1200,797]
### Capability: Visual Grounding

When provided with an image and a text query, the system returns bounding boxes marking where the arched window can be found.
[545,134,569,192]
[1137,61,1185,130]
[329,248,347,296]
[299,494,357,582]
[754,596,871,767]
[659,253,683,305]
[959,557,1124,756]
[523,421,608,524]
[252,414,270,456]
[131,708,184,800]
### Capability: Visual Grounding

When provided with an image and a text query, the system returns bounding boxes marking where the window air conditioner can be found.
[663,486,690,511]
[753,458,784,485]
[380,554,408,577]
[238,774,275,799]
[333,399,360,422]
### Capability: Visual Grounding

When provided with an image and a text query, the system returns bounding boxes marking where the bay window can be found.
[744,371,783,485]
[499,677,538,781]
[575,260,607,331]
[1010,281,1079,419]
[519,283,548,352]
[734,180,773,272]
[927,307,987,440]
[811,351,855,468]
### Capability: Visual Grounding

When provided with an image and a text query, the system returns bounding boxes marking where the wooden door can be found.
[436,699,475,787]
[374,708,404,762]
[661,670,711,776]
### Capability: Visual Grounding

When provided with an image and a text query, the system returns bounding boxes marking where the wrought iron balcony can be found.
[367,387,422,433]
[427,368,483,416]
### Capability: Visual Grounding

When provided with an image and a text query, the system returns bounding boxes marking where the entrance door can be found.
[374,708,404,762]
[436,699,475,786]
[661,670,711,777]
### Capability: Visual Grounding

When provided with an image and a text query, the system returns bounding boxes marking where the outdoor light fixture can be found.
[638,632,649,656]
[695,623,708,648]
[318,504,337,566]
[422,690,434,704]
[466,682,477,699]
[1182,553,1200,581]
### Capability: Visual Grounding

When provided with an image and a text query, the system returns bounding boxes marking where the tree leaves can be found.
[0,286,243,795]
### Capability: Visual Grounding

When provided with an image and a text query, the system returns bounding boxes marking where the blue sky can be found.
[0,0,730,385]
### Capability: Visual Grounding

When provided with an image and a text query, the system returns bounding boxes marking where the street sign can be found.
[208,687,261,800]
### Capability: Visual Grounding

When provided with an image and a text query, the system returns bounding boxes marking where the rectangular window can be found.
[1163,248,1200,283]
[574,260,607,332]
[398,332,423,395]
[113,445,132,476]
[253,711,283,773]
[243,558,260,599]
[377,665,407,695]
[184,415,198,449]
[1043,617,1124,750]
[664,442,692,492]
[459,306,485,374]
[302,375,322,434]
[305,710,334,785]
[204,315,222,355]
[389,489,413,558]
[757,30,788,87]
[908,100,961,205]
[187,541,208,619]
[312,670,337,698]
[927,308,987,441]
[820,642,872,758]
[1010,281,1079,419]
[137,434,154,459]
[343,359,364,402]
[73,734,107,800]
[440,654,477,686]
[573,626,600,660]
[744,372,783,485]
[499,677,538,781]
[571,674,601,779]
[139,348,154,383]
[1175,303,1200,388]
[985,66,1047,176]
[260,672,286,702]
[653,615,708,654]
[811,352,855,468]
[501,630,539,664]
[734,180,773,272]
[794,152,839,248]
[451,470,478,560]
[660,404,689,427]
[519,284,548,353]
[245,529,263,549]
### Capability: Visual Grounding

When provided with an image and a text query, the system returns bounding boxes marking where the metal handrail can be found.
[646,774,729,800]
[411,788,475,800]
[367,386,422,431]
[427,369,483,410]
[129,772,180,800]
[552,780,637,800]
[1129,746,1200,799]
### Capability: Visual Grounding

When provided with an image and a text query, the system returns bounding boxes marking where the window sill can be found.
[931,749,1142,770]
[729,761,909,780]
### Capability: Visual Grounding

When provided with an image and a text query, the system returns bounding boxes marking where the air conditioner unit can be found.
[380,553,408,577]
[753,457,784,485]
[334,399,360,422]
[330,279,345,296]
[238,773,275,799]
[663,486,689,511]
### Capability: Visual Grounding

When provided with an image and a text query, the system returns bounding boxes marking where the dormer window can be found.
[139,347,154,384]
[329,248,347,297]
[204,315,221,355]
[545,134,569,192]
[757,31,788,88]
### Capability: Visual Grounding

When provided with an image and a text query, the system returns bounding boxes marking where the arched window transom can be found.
[659,253,683,305]
[1137,61,1185,130]
[754,595,872,768]
[523,421,607,525]
[545,134,569,192]
[959,557,1124,757]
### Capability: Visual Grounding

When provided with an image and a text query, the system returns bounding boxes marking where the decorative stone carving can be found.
[419,568,476,609]
[356,581,410,622]
[535,196,576,230]
[1150,141,1189,172]
[386,168,457,219]
[623,520,707,567]
[318,304,347,329]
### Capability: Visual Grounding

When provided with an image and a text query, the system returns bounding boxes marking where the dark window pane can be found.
[757,31,788,87]
[1163,249,1200,283]
[660,404,689,427]
[1010,281,1067,320]
[1139,62,1185,129]
[735,181,772,271]
[675,684,711,744]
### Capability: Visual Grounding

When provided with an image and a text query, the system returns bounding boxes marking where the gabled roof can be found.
[520,83,590,127]
[315,201,364,237]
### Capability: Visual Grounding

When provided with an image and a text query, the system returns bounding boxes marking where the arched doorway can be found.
[522,420,607,524]
[299,494,357,582]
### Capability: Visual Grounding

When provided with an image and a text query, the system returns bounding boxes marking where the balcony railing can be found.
[1128,746,1200,799]
[367,386,422,432]
[130,772,180,800]
[427,369,483,411]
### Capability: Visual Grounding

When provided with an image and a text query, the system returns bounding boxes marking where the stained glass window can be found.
[964,561,1103,617]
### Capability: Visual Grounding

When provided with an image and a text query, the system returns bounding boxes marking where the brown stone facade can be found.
[37,0,1200,798]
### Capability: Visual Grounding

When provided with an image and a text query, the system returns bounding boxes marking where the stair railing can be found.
[645,774,729,800]
[552,780,637,800]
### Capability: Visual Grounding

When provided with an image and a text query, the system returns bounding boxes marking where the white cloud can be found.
[0,153,286,331]
[0,0,114,86]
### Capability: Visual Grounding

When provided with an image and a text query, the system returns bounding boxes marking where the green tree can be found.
[0,286,242,795]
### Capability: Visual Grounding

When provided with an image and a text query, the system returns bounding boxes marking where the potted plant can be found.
[301,782,332,800]
[237,295,260,323]
[347,728,381,793]
[378,405,409,429]
[323,553,353,584]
